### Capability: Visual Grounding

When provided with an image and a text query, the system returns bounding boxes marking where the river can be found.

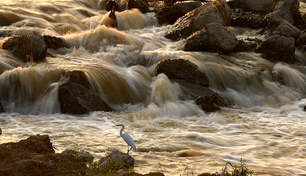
[0,0,306,175]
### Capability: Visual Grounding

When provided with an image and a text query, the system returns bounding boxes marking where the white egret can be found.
[116,124,136,154]
[217,161,233,176]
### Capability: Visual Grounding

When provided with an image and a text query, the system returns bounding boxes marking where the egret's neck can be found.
[120,126,124,136]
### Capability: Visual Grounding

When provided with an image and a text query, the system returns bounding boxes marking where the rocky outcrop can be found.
[184,23,239,53]
[165,0,231,40]
[256,35,296,63]
[58,81,113,114]
[0,135,87,176]
[156,1,202,25]
[2,34,47,62]
[155,59,209,87]
[260,19,301,38]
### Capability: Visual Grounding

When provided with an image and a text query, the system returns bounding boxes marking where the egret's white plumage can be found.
[217,161,233,176]
[116,124,136,154]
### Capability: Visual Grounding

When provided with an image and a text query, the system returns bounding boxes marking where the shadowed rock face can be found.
[184,23,239,53]
[155,59,209,88]
[165,0,231,41]
[0,135,87,176]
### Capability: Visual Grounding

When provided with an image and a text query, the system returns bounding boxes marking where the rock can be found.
[198,173,216,176]
[2,134,55,154]
[58,81,113,114]
[0,135,87,176]
[296,30,306,49]
[264,0,300,24]
[226,0,245,10]
[128,0,149,13]
[43,35,66,49]
[184,23,239,53]
[260,19,301,38]
[233,38,262,52]
[243,0,279,13]
[62,149,94,163]
[230,8,265,28]
[2,34,47,62]
[165,0,231,40]
[156,1,202,25]
[65,70,93,90]
[0,128,2,135]
[0,102,4,113]
[256,35,296,63]
[155,59,209,87]
[195,93,230,112]
[99,150,135,171]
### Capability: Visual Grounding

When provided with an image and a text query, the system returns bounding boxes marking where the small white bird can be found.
[217,161,233,176]
[116,124,136,154]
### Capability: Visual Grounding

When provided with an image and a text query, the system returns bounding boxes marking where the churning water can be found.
[0,0,306,175]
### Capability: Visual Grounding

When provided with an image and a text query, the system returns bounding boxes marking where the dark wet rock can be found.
[58,81,113,114]
[195,93,229,112]
[226,0,246,10]
[99,150,135,170]
[43,35,67,49]
[296,30,306,50]
[234,0,279,13]
[165,0,231,41]
[264,0,300,24]
[0,128,2,135]
[0,135,87,176]
[2,34,47,62]
[0,102,4,113]
[156,1,202,25]
[0,11,22,26]
[198,173,216,176]
[62,149,94,163]
[230,8,265,28]
[155,59,209,87]
[65,70,93,90]
[260,19,301,38]
[184,23,239,53]
[128,0,149,13]
[304,105,306,111]
[256,35,296,63]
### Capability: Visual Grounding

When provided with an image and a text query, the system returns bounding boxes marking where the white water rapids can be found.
[0,0,306,175]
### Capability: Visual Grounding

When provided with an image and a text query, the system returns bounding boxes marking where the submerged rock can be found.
[2,34,47,62]
[155,59,209,88]
[165,0,231,40]
[43,35,67,49]
[58,81,113,114]
[184,23,239,53]
[156,1,202,25]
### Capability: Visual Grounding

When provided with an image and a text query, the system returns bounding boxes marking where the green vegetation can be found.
[231,158,254,176]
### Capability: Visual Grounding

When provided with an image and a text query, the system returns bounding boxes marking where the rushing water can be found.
[1,0,306,175]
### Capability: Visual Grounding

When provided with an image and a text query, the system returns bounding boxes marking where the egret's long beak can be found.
[229,162,233,167]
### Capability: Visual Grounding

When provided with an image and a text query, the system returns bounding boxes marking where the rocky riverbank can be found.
[0,135,224,176]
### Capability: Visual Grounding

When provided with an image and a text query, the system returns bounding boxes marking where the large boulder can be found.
[256,35,296,63]
[2,34,47,62]
[155,59,209,87]
[0,135,87,176]
[184,23,239,53]
[243,0,279,13]
[58,81,113,114]
[156,1,202,25]
[264,0,300,24]
[260,19,301,38]
[165,0,231,41]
